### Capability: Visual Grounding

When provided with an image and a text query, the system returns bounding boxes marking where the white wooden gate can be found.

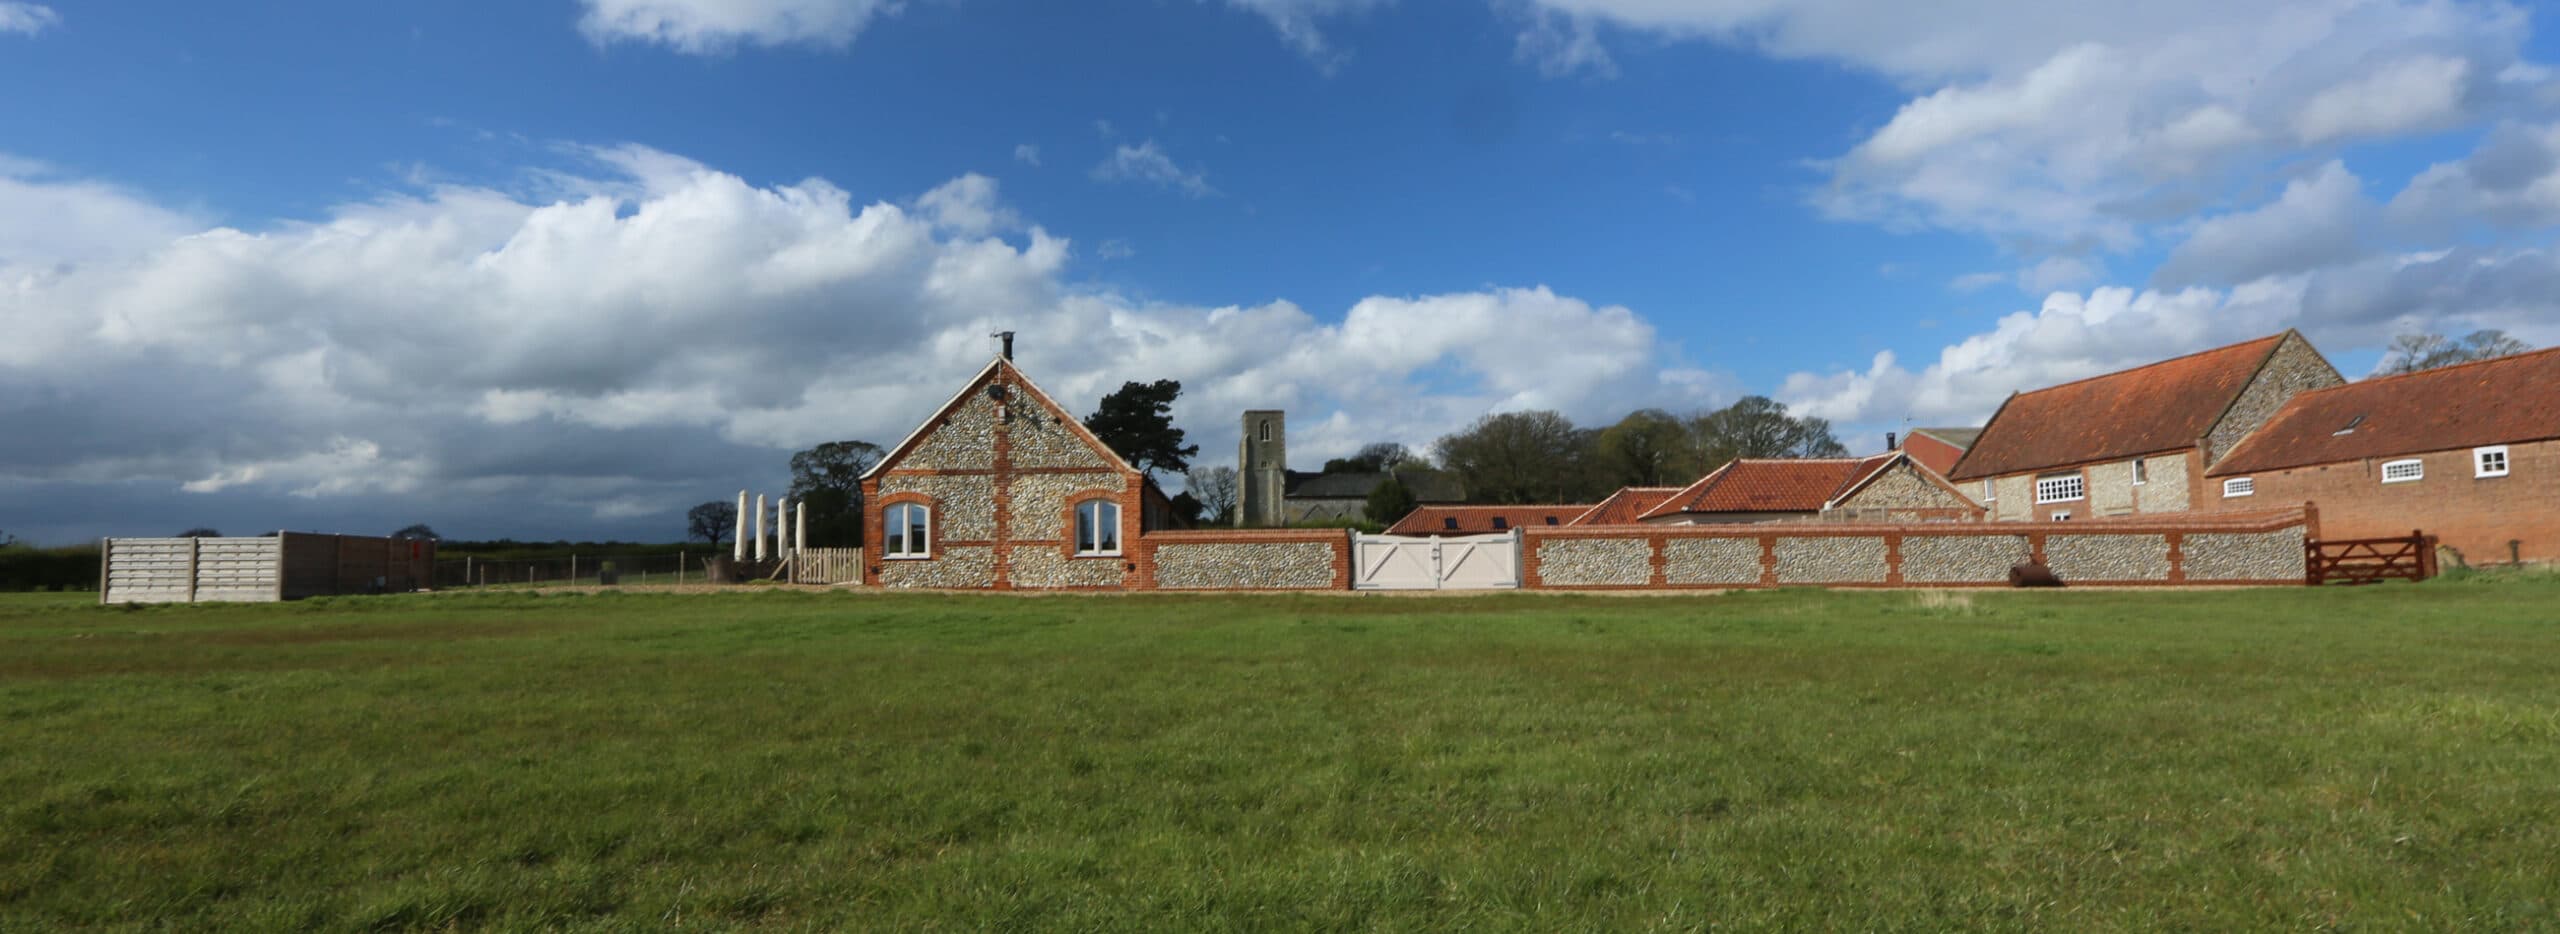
[1353,532,1520,591]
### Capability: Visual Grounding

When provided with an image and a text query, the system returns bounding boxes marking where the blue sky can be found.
[3,0,2558,543]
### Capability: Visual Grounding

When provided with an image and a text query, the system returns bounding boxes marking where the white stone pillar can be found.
[795,500,808,553]
[754,494,768,561]
[776,498,791,558]
[733,490,748,561]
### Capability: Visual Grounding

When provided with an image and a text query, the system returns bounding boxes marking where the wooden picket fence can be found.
[793,548,863,585]
[2306,531,2437,585]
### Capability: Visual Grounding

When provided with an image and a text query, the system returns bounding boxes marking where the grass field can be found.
[5,581,2559,930]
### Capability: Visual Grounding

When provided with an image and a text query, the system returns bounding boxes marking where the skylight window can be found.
[2333,414,2365,436]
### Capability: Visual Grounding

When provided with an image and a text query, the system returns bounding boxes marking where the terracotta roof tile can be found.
[1640,454,1899,519]
[1570,487,1685,526]
[1948,334,2291,481]
[1385,505,1594,536]
[2209,347,2560,476]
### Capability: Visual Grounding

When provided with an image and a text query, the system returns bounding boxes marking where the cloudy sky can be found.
[4,0,2558,543]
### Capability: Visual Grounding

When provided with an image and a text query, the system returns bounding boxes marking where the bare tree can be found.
[687,501,739,544]
[2379,330,2531,375]
[1186,466,1238,525]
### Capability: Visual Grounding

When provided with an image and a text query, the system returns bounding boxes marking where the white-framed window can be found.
[2381,459,2424,484]
[2034,473,2085,504]
[883,502,931,558]
[2476,445,2511,478]
[2132,459,2148,485]
[1981,479,1996,502]
[2051,511,2072,521]
[1074,499,1122,555]
[2223,477,2254,498]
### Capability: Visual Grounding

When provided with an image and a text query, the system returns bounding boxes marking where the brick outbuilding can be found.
[2207,347,2560,564]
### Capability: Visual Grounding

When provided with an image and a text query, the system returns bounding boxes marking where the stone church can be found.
[1234,410,1462,526]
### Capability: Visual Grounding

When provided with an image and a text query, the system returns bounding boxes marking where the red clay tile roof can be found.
[1948,333,2292,481]
[1569,487,1686,526]
[1901,428,1976,477]
[2208,347,2560,476]
[1640,453,1899,519]
[1385,504,1595,536]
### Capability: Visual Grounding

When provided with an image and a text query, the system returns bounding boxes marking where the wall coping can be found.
[1522,506,2309,540]
[1142,529,1354,544]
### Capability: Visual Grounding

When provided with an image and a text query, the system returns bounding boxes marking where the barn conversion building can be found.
[2206,346,2560,563]
[1948,331,2344,522]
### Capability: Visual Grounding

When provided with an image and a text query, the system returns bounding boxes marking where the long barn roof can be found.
[2210,346,2560,476]
[1948,333,2291,480]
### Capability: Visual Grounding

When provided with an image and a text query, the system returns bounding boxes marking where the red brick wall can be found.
[2207,438,2560,563]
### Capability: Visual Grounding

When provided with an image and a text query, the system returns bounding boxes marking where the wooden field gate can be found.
[2306,531,2438,585]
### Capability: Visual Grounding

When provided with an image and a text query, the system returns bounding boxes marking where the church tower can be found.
[1238,410,1286,527]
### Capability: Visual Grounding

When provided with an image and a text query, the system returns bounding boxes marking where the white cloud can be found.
[0,1,56,35]
[181,438,426,498]
[575,0,899,52]
[0,157,199,264]
[2154,160,2369,288]
[914,173,1020,237]
[2018,255,2100,293]
[1517,9,1615,78]
[2389,120,2560,229]
[1215,0,1385,70]
[1096,238,1136,259]
[1012,143,1041,167]
[1949,271,2007,292]
[0,147,1720,535]
[1091,141,1218,198]
[1516,1,2544,249]
[2292,55,2472,143]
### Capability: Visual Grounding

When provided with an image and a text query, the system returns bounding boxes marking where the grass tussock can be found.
[2,581,2558,929]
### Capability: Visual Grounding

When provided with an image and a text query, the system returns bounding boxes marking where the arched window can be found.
[1258,421,1272,442]
[1075,499,1122,555]
[883,502,931,558]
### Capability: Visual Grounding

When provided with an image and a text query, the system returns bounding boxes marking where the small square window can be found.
[2381,459,2424,484]
[1982,479,1996,501]
[2476,446,2511,478]
[1491,517,1509,530]
[2223,477,2253,498]
[2132,459,2147,485]
[2051,511,2071,521]
[1442,517,1459,531]
[1543,516,1559,526]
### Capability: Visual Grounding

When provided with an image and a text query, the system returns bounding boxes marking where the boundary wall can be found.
[1522,507,2316,590]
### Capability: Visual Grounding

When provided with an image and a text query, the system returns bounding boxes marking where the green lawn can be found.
[4,582,2558,930]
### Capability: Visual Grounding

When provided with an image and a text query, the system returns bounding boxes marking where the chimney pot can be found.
[1886,431,1898,451]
